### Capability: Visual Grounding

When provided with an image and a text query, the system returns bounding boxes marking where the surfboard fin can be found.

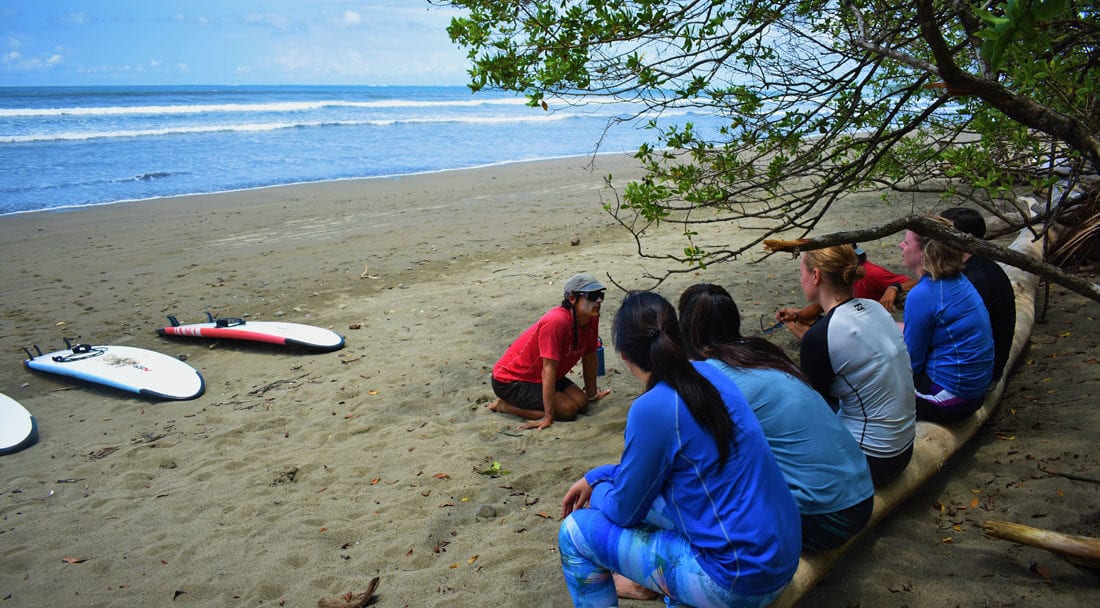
[167,315,181,327]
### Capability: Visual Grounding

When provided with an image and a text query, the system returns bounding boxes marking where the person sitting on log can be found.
[898,221,995,423]
[794,244,916,486]
[678,282,875,551]
[939,207,1016,384]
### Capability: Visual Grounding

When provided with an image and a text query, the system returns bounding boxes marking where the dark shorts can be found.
[914,372,985,423]
[491,375,577,410]
[801,494,874,552]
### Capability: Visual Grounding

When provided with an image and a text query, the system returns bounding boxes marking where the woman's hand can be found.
[561,477,594,518]
[587,388,611,401]
[776,307,802,323]
[879,285,900,312]
[518,415,553,431]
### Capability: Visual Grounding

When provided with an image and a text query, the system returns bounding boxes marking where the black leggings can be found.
[866,442,914,487]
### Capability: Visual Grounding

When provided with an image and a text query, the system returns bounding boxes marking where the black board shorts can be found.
[491,375,577,410]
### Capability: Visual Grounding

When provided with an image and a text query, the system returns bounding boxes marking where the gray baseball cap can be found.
[563,272,606,296]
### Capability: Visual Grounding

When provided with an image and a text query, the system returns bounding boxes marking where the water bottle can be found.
[596,337,605,376]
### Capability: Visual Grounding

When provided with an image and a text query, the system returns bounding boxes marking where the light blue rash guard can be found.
[584,361,801,595]
[904,274,994,399]
[705,360,874,516]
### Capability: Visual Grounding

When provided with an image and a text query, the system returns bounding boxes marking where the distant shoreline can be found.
[0,150,631,218]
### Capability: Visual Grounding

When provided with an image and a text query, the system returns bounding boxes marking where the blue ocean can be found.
[0,85,712,216]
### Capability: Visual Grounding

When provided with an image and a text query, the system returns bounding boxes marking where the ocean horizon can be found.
[0,84,714,216]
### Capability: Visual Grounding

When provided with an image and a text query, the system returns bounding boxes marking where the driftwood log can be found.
[767,222,1046,607]
[982,520,1100,571]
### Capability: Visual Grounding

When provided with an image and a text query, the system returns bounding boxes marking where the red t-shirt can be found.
[492,306,599,384]
[854,260,910,300]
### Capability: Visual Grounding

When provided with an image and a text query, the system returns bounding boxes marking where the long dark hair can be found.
[613,291,737,465]
[678,283,808,383]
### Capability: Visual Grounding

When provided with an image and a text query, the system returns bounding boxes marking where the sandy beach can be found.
[1,154,1097,607]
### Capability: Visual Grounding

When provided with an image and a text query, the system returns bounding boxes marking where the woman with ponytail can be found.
[558,291,799,608]
[678,283,874,552]
[797,245,916,486]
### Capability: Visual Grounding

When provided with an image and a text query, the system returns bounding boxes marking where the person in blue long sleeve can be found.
[678,283,874,552]
[558,291,800,608]
[899,220,994,422]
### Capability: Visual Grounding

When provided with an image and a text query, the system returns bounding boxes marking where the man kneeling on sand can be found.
[488,272,611,431]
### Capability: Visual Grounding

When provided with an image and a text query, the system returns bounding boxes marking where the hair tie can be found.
[649,328,661,340]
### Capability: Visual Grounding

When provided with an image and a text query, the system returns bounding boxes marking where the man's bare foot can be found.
[486,398,501,412]
[613,573,659,601]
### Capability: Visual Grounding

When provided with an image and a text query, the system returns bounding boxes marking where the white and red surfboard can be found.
[158,314,345,353]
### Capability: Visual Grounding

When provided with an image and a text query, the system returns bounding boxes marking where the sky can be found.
[0,1,473,86]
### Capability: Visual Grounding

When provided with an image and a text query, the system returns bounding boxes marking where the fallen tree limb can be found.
[982,520,1100,571]
[768,218,1046,607]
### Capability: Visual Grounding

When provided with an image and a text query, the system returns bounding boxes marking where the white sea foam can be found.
[0,112,598,143]
[0,97,530,118]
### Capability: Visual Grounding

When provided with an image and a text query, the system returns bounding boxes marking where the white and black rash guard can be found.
[799,298,916,459]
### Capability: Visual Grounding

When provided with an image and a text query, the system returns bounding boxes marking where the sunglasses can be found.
[577,291,606,302]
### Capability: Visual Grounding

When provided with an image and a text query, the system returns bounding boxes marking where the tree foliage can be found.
[436,0,1099,298]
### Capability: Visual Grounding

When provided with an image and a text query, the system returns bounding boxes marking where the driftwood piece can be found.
[317,576,380,608]
[983,520,1100,571]
[767,222,1046,607]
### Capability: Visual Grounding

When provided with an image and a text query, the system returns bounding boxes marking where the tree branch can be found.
[914,0,1100,167]
[763,215,1100,304]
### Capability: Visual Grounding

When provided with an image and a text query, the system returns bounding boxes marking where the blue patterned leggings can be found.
[558,495,783,608]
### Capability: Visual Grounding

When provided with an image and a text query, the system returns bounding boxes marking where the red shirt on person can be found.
[854,260,910,300]
[492,306,599,384]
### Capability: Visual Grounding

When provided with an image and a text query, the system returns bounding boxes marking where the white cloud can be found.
[46,54,63,66]
[245,13,292,31]
[342,10,362,27]
[65,12,87,24]
[4,50,21,62]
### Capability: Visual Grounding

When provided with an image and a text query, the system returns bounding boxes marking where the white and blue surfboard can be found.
[23,343,205,401]
[0,393,38,455]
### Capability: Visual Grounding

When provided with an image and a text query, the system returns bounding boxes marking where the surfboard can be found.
[157,314,345,352]
[23,344,205,400]
[0,393,38,455]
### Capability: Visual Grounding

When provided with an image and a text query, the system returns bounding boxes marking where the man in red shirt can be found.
[488,272,611,430]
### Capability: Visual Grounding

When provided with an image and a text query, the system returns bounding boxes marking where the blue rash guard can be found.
[705,360,874,517]
[904,274,994,399]
[583,361,801,595]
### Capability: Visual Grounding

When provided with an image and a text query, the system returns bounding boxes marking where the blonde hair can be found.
[803,244,866,292]
[915,216,966,279]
